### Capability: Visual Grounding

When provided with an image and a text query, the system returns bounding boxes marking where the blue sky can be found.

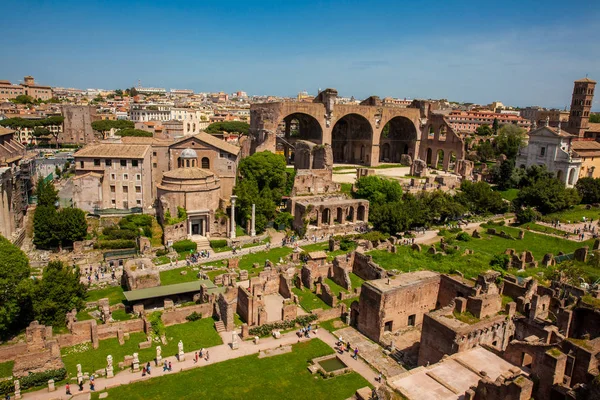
[1,0,599,110]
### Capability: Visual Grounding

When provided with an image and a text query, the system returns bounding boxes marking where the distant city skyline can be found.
[1,0,599,110]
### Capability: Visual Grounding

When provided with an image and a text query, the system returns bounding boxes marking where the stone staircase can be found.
[191,236,211,251]
[214,320,226,333]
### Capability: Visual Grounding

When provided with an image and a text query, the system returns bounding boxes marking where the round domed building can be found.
[158,147,229,241]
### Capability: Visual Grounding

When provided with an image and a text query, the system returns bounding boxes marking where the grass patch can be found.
[61,318,222,377]
[153,252,187,266]
[319,318,348,334]
[519,222,569,237]
[111,309,133,321]
[496,188,519,201]
[451,311,480,325]
[292,287,331,311]
[150,217,164,247]
[340,183,353,195]
[76,309,96,321]
[236,247,293,271]
[90,339,369,400]
[324,278,348,297]
[582,294,600,309]
[159,266,202,286]
[502,295,514,307]
[86,285,125,306]
[333,166,356,172]
[0,360,14,378]
[544,205,600,224]
[242,237,271,249]
[349,273,365,289]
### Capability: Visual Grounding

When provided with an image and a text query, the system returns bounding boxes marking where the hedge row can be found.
[210,239,228,249]
[0,368,67,396]
[172,239,197,253]
[94,239,136,249]
[249,314,318,337]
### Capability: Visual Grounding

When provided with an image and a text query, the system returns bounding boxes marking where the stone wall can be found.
[97,319,145,340]
[319,282,337,307]
[0,343,28,363]
[352,252,387,281]
[418,312,460,366]
[438,275,477,308]
[313,306,344,322]
[331,255,352,290]
[163,222,187,245]
[160,304,214,327]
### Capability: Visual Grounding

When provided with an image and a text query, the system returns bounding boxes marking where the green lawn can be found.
[463,225,592,259]
[318,318,348,334]
[497,188,519,201]
[349,273,365,289]
[86,286,126,305]
[236,247,293,270]
[159,265,203,286]
[111,309,133,321]
[91,339,368,400]
[301,242,355,261]
[340,183,353,195]
[519,222,570,237]
[0,360,13,378]
[324,278,348,297]
[544,205,600,224]
[292,287,331,311]
[61,318,222,377]
[153,252,186,266]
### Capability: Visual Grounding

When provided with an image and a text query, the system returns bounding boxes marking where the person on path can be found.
[194,351,199,363]
[89,375,95,391]
[168,361,172,371]
[78,376,83,391]
[353,347,359,360]
[142,366,146,376]
[146,362,151,375]
[163,360,168,372]
[66,383,71,395]
[205,350,210,361]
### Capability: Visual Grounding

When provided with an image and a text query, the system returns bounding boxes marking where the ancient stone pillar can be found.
[251,204,256,237]
[230,195,237,239]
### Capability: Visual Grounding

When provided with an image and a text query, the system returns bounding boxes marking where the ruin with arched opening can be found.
[249,88,465,170]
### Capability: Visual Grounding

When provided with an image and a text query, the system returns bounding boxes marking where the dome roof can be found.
[163,167,214,180]
[180,148,198,159]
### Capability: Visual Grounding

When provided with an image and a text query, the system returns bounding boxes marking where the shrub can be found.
[155,248,168,257]
[274,212,293,229]
[148,311,165,338]
[94,239,136,249]
[515,207,540,224]
[185,312,202,322]
[339,238,356,251]
[248,314,318,337]
[0,380,13,397]
[490,254,510,270]
[456,232,471,242]
[172,239,197,253]
[356,231,388,242]
[20,368,67,390]
[210,240,228,249]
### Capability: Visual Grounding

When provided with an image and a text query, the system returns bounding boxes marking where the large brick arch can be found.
[249,94,463,167]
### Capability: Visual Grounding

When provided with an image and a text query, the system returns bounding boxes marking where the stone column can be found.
[230,195,237,239]
[250,204,256,237]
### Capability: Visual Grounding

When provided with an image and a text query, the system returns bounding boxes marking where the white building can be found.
[170,108,211,135]
[516,121,582,187]
[137,87,167,95]
[130,104,171,122]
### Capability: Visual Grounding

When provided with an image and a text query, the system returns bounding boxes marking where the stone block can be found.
[47,379,55,392]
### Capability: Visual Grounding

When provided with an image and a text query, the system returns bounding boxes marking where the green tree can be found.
[114,89,123,96]
[456,181,508,215]
[0,235,32,339]
[33,206,59,249]
[355,176,402,206]
[369,201,412,234]
[476,141,495,162]
[516,164,554,188]
[575,177,600,204]
[513,177,581,214]
[93,94,104,102]
[116,128,153,137]
[13,94,34,104]
[492,118,499,134]
[235,151,288,233]
[91,119,134,139]
[33,261,86,327]
[418,190,466,223]
[491,159,516,190]
[205,121,250,135]
[56,208,88,245]
[495,124,526,160]
[36,178,58,207]
[589,113,600,123]
[475,124,493,136]
[130,87,138,97]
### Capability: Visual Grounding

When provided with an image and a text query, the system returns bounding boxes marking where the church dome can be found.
[180,148,198,159]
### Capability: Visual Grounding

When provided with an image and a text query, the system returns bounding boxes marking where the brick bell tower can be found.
[568,77,596,137]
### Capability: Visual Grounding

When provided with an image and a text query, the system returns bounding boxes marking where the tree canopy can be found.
[475,124,493,136]
[205,121,249,135]
[495,124,526,160]
[234,151,288,233]
[576,177,600,204]
[355,176,402,206]
[91,119,135,139]
[116,128,153,137]
[32,261,86,327]
[456,181,508,215]
[513,177,580,214]
[0,235,32,339]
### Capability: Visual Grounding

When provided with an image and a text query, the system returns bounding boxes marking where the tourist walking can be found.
[146,362,151,375]
[66,383,71,395]
[89,375,95,391]
[353,347,359,360]
[194,351,199,363]
[205,350,210,361]
[168,361,173,371]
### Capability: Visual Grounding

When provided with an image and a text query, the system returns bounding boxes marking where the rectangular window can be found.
[132,160,138,167]
[136,174,141,181]
[136,199,142,205]
[123,173,128,180]
[105,159,112,166]
[122,185,128,193]
[153,163,157,168]
[110,185,115,193]
[153,152,157,157]
[111,199,116,205]
[110,173,116,180]
[79,161,84,168]
[94,159,100,166]
[384,321,393,332]
[135,186,141,193]
[408,314,416,327]
[540,147,546,157]
[120,159,127,167]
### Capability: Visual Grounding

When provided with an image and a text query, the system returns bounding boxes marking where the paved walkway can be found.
[22,328,380,399]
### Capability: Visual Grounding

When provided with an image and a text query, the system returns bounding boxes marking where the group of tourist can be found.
[336,336,359,360]
[296,324,316,338]
[185,250,211,265]
[84,264,117,284]
[193,348,210,363]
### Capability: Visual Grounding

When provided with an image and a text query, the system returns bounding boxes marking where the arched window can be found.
[201,157,210,169]
[187,123,191,131]
[192,123,196,132]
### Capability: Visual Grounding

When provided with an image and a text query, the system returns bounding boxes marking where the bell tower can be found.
[568,77,596,137]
